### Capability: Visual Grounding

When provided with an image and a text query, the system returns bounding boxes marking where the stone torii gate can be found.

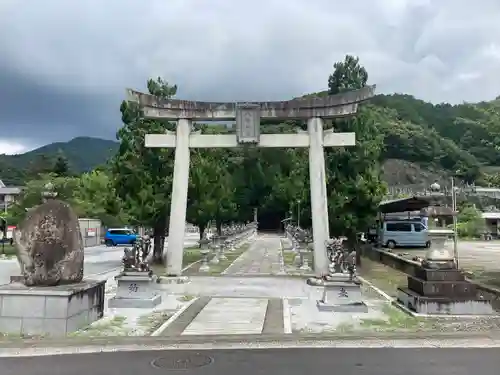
[127,86,375,276]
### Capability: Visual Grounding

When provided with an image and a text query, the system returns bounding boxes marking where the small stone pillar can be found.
[109,271,161,308]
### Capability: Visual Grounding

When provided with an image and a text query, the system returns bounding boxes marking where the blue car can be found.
[104,228,138,246]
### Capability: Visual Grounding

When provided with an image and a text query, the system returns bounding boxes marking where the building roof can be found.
[379,196,432,213]
[0,187,22,195]
[482,212,500,220]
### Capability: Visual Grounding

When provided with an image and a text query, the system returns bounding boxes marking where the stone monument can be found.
[108,235,162,308]
[0,182,106,336]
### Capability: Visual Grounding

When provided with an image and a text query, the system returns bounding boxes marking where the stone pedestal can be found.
[0,279,106,336]
[108,271,161,308]
[397,267,496,315]
[315,280,368,312]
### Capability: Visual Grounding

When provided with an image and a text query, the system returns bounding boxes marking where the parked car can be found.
[104,228,138,246]
[379,220,430,249]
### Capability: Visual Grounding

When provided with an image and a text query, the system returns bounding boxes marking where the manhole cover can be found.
[151,353,213,370]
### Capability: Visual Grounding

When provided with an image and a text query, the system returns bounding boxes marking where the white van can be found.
[380,220,430,249]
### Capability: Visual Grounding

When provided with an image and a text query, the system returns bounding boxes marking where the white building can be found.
[0,179,22,213]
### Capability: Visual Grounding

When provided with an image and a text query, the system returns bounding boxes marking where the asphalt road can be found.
[0,234,201,284]
[1,348,498,375]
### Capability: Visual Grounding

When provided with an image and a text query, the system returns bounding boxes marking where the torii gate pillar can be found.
[128,85,376,276]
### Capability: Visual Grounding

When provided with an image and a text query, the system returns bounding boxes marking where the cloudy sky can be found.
[1,0,500,154]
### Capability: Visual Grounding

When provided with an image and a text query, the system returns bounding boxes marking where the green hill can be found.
[1,92,499,187]
[0,137,118,185]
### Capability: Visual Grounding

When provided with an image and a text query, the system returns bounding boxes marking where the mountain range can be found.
[1,93,499,188]
[0,137,118,185]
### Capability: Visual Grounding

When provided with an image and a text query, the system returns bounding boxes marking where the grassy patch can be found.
[0,244,16,257]
[177,295,195,302]
[69,316,128,337]
[137,310,173,335]
[283,249,313,268]
[358,257,408,297]
[151,246,200,275]
[466,267,500,288]
[359,304,435,332]
[183,243,250,276]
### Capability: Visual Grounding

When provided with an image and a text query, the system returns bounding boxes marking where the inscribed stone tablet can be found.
[236,104,260,144]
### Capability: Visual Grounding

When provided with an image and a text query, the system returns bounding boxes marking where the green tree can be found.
[72,170,128,227]
[52,151,71,177]
[328,55,368,95]
[7,174,81,225]
[186,150,222,239]
[456,203,484,238]
[111,78,177,263]
[26,154,53,180]
[326,55,387,263]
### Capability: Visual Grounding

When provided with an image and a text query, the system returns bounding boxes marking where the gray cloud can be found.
[1,0,500,151]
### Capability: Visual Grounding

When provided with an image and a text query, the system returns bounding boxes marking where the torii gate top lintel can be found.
[126,85,376,121]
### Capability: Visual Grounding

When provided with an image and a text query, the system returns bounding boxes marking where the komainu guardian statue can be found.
[14,199,84,286]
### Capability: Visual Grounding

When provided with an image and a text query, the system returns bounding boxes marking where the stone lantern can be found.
[42,181,58,202]
[424,181,455,269]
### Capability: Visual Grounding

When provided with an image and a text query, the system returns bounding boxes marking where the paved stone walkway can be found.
[159,296,285,336]
[182,298,268,335]
[223,234,285,276]
[157,234,289,336]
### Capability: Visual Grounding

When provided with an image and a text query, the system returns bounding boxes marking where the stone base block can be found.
[397,288,497,315]
[0,279,106,336]
[407,276,476,297]
[157,276,190,284]
[108,294,161,308]
[309,281,367,313]
[316,300,368,313]
[110,271,161,309]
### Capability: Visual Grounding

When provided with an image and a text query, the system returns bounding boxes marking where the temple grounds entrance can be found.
[127,85,375,276]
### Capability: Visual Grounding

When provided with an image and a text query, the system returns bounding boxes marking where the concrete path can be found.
[223,234,284,276]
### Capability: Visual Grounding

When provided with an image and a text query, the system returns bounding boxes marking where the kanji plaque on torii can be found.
[128,85,376,276]
[236,103,260,144]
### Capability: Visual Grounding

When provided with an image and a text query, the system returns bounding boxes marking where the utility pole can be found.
[451,177,459,267]
[297,199,301,228]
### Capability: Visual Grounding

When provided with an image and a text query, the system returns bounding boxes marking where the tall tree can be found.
[111,78,177,263]
[72,170,128,227]
[187,148,237,237]
[326,55,386,263]
[26,154,53,180]
[52,150,71,177]
[328,55,368,95]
